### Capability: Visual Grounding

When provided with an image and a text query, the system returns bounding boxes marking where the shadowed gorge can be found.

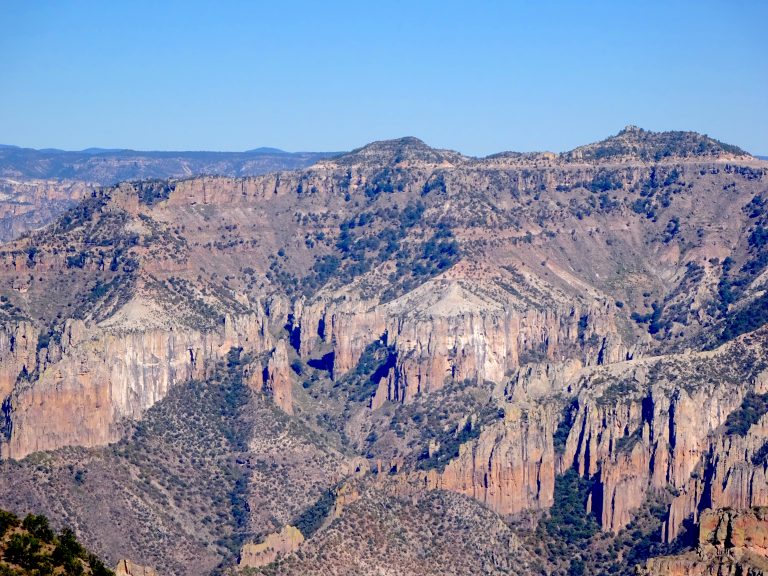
[0,128,767,575]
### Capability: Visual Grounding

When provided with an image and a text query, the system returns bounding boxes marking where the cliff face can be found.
[239,526,304,569]
[638,508,768,576]
[0,131,766,575]
[262,339,294,414]
[114,560,159,576]
[563,354,749,536]
[384,331,768,539]
[0,179,87,242]
[293,278,631,405]
[421,403,555,515]
[1,312,273,459]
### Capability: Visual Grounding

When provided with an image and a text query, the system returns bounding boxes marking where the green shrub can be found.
[4,533,42,568]
[0,511,19,539]
[21,514,53,543]
[724,392,768,436]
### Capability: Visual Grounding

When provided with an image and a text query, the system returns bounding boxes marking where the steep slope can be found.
[0,146,336,242]
[0,350,347,575]
[245,489,539,576]
[0,127,764,574]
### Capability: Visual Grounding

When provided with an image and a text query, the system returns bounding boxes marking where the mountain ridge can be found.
[0,146,337,185]
[0,126,766,575]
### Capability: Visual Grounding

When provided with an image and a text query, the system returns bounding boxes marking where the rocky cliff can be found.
[0,128,765,575]
[638,508,768,576]
[1,312,273,459]
[115,559,159,576]
[239,525,304,569]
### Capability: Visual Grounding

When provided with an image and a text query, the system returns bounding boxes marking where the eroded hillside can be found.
[0,127,767,575]
[0,146,335,242]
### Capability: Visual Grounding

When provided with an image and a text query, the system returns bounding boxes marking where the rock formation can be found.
[638,508,768,576]
[262,340,294,414]
[239,525,304,569]
[0,128,764,575]
[114,559,159,576]
[421,403,555,515]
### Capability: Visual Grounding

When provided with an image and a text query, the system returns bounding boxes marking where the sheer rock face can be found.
[557,343,768,538]
[564,364,742,534]
[638,508,768,576]
[263,339,294,414]
[391,334,768,539]
[1,312,273,459]
[0,178,88,242]
[421,404,556,515]
[293,285,629,405]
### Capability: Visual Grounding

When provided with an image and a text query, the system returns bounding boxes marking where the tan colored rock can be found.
[638,508,768,576]
[239,525,304,569]
[1,311,273,459]
[262,339,294,414]
[332,482,361,519]
[421,403,555,515]
[114,559,159,576]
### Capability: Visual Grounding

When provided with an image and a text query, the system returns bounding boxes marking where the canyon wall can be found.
[0,312,272,459]
[639,508,768,576]
[293,287,633,404]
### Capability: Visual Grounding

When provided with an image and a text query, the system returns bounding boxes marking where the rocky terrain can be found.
[0,126,766,574]
[0,146,334,242]
[638,507,768,575]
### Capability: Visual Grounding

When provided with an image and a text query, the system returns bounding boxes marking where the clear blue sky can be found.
[1,0,766,156]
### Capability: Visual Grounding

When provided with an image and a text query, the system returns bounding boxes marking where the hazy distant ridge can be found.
[0,145,338,185]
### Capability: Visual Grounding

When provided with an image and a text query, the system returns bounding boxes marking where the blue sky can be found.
[1,0,766,155]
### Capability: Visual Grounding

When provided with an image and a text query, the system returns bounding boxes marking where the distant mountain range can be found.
[0,144,338,185]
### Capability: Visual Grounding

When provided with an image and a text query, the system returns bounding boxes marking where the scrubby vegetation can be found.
[568,127,747,162]
[135,180,176,206]
[251,490,537,576]
[0,348,345,575]
[718,292,768,343]
[331,339,396,404]
[414,402,504,472]
[519,480,691,576]
[724,392,768,436]
[266,196,460,301]
[291,490,335,540]
[0,510,112,576]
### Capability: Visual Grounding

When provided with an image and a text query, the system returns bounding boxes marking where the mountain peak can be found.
[327,137,465,167]
[564,126,750,162]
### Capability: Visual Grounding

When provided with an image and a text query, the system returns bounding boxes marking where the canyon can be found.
[0,145,334,242]
[0,127,766,574]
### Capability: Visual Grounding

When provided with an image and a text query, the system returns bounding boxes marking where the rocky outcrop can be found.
[0,178,88,242]
[114,559,159,576]
[385,336,768,540]
[421,403,555,515]
[1,312,273,459]
[638,508,768,576]
[262,340,294,414]
[557,342,768,538]
[239,525,304,569]
[294,277,633,405]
